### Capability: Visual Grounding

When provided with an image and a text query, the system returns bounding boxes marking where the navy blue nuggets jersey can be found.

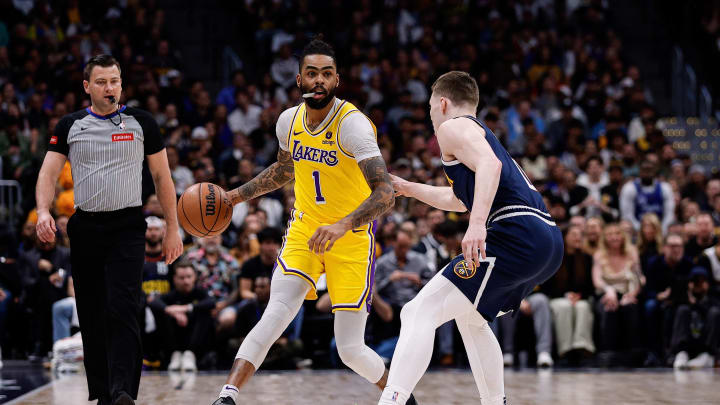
[440,115,563,321]
[442,115,548,222]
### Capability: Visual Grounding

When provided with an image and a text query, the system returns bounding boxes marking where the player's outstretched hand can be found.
[462,222,487,268]
[308,222,350,254]
[389,174,411,197]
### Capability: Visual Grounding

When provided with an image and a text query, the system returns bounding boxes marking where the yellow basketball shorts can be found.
[276,209,377,312]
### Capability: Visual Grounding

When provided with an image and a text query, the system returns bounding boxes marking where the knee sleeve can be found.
[334,310,385,383]
[235,271,309,369]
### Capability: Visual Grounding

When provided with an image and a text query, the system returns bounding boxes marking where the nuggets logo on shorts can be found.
[453,260,477,279]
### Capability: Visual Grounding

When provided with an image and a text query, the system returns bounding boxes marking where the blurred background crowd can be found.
[1,0,720,372]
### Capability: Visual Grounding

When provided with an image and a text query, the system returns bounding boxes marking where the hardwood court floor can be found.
[8,369,720,405]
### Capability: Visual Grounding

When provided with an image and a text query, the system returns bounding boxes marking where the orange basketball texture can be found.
[177,183,233,237]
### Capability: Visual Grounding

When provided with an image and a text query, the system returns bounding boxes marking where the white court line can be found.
[4,380,54,405]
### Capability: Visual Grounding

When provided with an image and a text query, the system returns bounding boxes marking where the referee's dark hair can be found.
[84,54,122,80]
[300,35,336,70]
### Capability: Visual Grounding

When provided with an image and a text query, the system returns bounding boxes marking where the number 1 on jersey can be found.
[312,171,326,204]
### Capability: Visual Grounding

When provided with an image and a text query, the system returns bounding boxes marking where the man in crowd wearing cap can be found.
[141,217,172,369]
[671,266,720,369]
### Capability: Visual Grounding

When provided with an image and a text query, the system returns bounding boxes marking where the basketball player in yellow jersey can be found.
[211,39,418,405]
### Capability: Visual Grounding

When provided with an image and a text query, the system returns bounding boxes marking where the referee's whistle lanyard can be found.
[90,104,125,129]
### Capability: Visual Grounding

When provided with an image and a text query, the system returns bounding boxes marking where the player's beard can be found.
[301,82,336,110]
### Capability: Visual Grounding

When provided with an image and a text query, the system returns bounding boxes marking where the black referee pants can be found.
[67,207,146,402]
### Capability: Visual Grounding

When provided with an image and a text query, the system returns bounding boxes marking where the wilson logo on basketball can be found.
[112,133,134,142]
[205,184,216,216]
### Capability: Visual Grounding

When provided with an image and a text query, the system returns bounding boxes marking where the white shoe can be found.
[503,353,514,367]
[168,351,182,371]
[687,352,714,369]
[537,352,554,367]
[673,351,689,369]
[181,350,197,372]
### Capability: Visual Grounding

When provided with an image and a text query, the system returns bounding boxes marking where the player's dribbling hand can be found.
[36,209,56,243]
[462,222,487,268]
[308,222,350,254]
[163,228,184,265]
[389,174,410,197]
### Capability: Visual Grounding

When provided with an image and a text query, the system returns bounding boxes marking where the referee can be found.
[35,54,183,405]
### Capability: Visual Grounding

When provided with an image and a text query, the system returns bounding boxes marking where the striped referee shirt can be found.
[47,105,164,212]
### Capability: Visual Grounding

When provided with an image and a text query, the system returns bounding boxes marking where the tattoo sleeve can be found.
[340,156,395,229]
[227,149,295,205]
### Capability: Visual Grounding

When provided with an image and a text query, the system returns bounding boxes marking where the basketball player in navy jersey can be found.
[379,71,564,405]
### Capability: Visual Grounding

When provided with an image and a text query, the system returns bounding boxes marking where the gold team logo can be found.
[453,260,477,279]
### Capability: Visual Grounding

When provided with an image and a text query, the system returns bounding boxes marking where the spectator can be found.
[592,223,643,363]
[413,220,456,274]
[671,267,720,369]
[492,290,554,368]
[51,277,76,343]
[269,44,298,89]
[697,239,720,297]
[685,213,718,260]
[643,233,693,362]
[19,234,71,360]
[575,155,610,219]
[638,213,663,272]
[188,235,240,301]
[545,225,595,362]
[216,70,246,112]
[217,227,284,334]
[374,230,433,308]
[150,262,216,371]
[141,217,171,369]
[227,89,262,137]
[237,227,283,300]
[598,161,624,222]
[583,216,605,255]
[620,156,675,233]
[167,145,194,196]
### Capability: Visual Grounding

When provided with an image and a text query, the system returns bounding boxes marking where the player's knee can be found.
[336,342,363,366]
[399,297,423,324]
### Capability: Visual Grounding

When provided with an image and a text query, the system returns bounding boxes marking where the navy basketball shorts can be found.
[441,215,564,322]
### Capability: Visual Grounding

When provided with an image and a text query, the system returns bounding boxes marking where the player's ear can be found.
[296,73,301,89]
[440,97,448,114]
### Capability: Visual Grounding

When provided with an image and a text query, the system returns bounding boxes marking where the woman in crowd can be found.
[545,225,596,363]
[592,223,643,364]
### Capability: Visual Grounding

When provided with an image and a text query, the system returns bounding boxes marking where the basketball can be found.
[177,182,233,237]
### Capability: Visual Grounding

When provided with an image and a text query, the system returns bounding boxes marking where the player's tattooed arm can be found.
[339,156,395,229]
[227,149,294,205]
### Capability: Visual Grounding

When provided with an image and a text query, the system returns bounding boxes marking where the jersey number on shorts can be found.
[312,171,326,204]
[511,158,538,191]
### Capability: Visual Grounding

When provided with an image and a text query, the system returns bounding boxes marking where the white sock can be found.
[219,384,239,403]
[378,385,410,405]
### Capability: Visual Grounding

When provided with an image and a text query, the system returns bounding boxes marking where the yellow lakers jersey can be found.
[286,100,376,223]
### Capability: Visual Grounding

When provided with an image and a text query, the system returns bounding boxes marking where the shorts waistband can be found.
[487,205,556,226]
[74,206,143,219]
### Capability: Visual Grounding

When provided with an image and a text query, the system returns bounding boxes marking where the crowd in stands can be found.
[1,0,720,372]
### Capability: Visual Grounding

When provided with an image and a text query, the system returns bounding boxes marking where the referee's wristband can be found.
[186,304,193,313]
